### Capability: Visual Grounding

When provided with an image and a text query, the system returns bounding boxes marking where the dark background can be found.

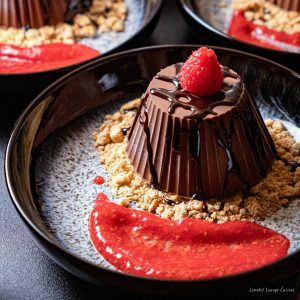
[0,0,299,299]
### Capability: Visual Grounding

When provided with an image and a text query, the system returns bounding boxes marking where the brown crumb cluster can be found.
[93,98,300,222]
[233,0,300,34]
[0,0,127,47]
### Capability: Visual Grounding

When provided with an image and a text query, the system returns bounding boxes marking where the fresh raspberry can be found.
[179,47,224,96]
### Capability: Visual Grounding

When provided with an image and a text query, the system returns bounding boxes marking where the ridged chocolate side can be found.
[0,0,91,28]
[267,0,300,11]
[126,64,276,199]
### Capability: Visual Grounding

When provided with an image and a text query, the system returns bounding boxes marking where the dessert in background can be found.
[0,0,127,47]
[229,0,300,52]
[127,48,275,199]
[0,0,91,28]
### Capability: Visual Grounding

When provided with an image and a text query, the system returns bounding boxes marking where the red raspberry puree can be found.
[89,195,289,280]
[93,175,105,185]
[229,10,300,52]
[0,43,99,73]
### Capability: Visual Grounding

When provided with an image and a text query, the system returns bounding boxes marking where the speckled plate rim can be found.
[0,0,163,77]
[5,45,300,286]
[178,0,300,56]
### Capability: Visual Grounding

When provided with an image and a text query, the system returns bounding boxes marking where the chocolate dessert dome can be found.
[126,48,276,199]
[0,0,91,28]
[267,0,300,12]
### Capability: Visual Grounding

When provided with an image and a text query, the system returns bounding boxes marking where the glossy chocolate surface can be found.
[127,63,276,198]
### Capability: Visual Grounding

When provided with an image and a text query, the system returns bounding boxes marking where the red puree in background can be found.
[0,43,99,74]
[228,10,300,52]
[89,195,289,280]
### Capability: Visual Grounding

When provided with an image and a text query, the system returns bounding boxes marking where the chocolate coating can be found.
[267,0,300,11]
[127,63,276,199]
[0,0,91,28]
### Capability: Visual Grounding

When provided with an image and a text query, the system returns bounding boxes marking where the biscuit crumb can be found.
[93,101,300,222]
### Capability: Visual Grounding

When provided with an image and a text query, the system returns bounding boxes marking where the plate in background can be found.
[0,0,163,75]
[178,0,300,57]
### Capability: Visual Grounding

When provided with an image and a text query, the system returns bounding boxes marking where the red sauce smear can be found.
[0,43,100,74]
[228,10,300,52]
[89,195,289,280]
[94,175,105,185]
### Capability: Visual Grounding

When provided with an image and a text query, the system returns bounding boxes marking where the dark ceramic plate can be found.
[178,0,300,58]
[5,45,300,293]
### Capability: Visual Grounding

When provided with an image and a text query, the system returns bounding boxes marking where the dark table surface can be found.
[0,1,299,299]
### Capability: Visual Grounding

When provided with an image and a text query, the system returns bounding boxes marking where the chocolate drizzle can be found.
[127,63,277,199]
[278,156,300,172]
[139,93,160,188]
[64,0,92,22]
[151,63,242,120]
